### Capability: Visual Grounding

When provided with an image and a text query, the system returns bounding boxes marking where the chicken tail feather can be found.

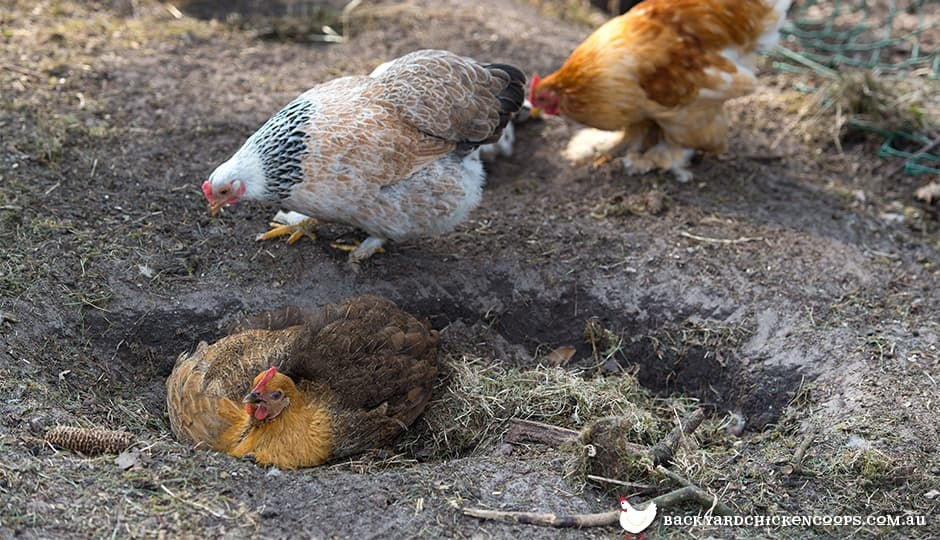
[483,63,527,142]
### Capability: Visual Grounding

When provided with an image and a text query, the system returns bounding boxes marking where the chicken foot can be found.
[329,236,387,263]
[256,211,319,244]
[620,142,694,183]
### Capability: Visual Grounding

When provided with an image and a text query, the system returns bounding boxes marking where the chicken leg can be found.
[256,211,318,244]
[620,142,695,183]
[330,237,387,263]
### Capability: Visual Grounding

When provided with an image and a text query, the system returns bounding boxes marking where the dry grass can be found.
[795,71,939,151]
[399,355,663,458]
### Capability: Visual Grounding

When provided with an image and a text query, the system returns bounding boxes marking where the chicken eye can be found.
[219,187,231,196]
[270,390,283,400]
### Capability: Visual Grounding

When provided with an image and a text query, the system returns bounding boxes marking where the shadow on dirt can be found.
[83,274,801,437]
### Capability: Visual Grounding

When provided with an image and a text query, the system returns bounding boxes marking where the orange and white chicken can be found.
[203,49,525,262]
[619,496,657,537]
[166,295,439,469]
[529,0,792,182]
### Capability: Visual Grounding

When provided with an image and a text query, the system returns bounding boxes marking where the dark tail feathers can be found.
[484,63,526,144]
[457,63,526,154]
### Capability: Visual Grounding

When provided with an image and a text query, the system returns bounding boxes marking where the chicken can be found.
[529,0,792,182]
[619,496,657,538]
[203,49,525,262]
[478,99,536,162]
[166,295,439,469]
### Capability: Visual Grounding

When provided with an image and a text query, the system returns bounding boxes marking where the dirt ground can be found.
[1,0,938,538]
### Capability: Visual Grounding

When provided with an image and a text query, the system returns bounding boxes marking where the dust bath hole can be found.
[413,284,805,432]
[82,286,802,432]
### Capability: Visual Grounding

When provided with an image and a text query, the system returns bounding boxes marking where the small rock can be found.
[28,416,47,433]
[915,181,940,204]
[925,489,939,500]
[725,411,746,437]
[257,506,279,519]
[491,443,514,457]
[845,434,871,450]
[115,449,141,470]
[644,189,666,214]
[266,467,282,477]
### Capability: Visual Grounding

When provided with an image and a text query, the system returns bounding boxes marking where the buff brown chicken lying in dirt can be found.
[529,0,793,182]
[202,49,525,263]
[166,295,439,469]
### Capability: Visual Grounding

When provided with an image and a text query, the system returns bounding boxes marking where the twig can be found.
[792,428,816,465]
[462,485,732,528]
[341,0,362,40]
[885,134,940,178]
[784,426,818,476]
[585,475,657,493]
[650,408,705,465]
[160,484,230,520]
[655,465,692,487]
[507,409,705,466]
[163,3,183,19]
[679,231,763,245]
[462,506,616,528]
[770,45,839,78]
[739,153,790,162]
[1,63,41,78]
[653,485,731,516]
[656,465,731,516]
[504,418,580,447]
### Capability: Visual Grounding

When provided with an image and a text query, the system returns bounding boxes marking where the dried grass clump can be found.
[797,71,938,151]
[576,416,657,480]
[402,356,658,458]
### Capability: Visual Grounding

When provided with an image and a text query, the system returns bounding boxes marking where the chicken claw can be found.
[256,218,318,244]
[620,144,694,183]
[330,236,387,263]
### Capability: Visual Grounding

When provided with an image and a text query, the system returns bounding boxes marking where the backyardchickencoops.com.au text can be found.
[661,514,928,528]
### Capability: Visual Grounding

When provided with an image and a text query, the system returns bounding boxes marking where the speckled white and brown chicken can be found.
[202,49,526,262]
[166,295,439,469]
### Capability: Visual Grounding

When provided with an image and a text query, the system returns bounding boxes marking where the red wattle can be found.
[201,180,214,202]
[253,405,268,421]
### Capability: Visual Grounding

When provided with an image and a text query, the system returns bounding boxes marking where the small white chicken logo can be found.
[619,496,657,539]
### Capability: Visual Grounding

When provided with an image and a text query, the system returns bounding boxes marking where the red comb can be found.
[529,73,541,95]
[201,180,213,202]
[252,367,278,393]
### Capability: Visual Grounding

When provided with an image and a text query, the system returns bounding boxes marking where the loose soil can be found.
[1,0,937,538]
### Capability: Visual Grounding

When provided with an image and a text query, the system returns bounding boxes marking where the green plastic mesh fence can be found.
[769,0,939,175]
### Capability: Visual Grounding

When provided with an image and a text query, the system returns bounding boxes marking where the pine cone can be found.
[44,426,135,455]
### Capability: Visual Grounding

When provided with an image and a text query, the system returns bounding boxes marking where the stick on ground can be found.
[784,425,818,476]
[462,485,732,528]
[504,418,580,446]
[585,474,657,493]
[650,408,705,465]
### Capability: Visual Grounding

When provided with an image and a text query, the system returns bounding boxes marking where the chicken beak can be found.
[243,391,262,404]
[208,200,224,217]
[529,106,541,119]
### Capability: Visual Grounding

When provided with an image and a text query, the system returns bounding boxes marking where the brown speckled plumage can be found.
[206,50,525,259]
[166,295,439,468]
